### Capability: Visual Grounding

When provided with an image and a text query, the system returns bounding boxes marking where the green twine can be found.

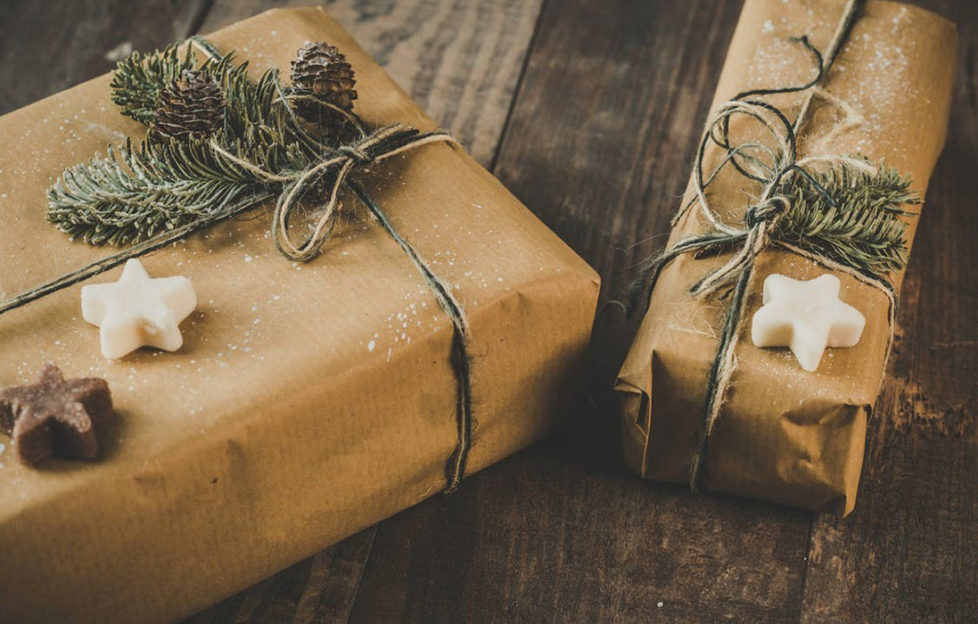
[350,181,473,492]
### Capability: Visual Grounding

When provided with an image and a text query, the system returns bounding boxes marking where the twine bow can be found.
[635,0,901,492]
[271,119,475,492]
[270,121,459,262]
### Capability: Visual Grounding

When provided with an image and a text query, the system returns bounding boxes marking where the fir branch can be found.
[47,139,276,245]
[218,65,320,173]
[773,160,918,277]
[114,44,324,166]
[53,44,331,245]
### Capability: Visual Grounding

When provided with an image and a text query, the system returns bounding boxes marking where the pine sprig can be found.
[773,160,918,277]
[217,64,320,174]
[47,139,277,245]
[50,44,332,245]
[112,41,323,162]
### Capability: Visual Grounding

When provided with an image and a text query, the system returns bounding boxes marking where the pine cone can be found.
[291,41,357,121]
[152,70,225,141]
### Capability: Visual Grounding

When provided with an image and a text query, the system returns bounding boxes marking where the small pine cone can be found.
[152,70,225,141]
[291,41,357,121]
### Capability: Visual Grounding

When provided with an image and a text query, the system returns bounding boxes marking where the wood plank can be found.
[799,1,978,621]
[185,1,545,622]
[0,0,210,116]
[349,442,813,623]
[182,528,377,624]
[198,0,544,167]
[347,1,816,622]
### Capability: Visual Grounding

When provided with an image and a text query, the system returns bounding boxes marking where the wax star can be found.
[750,273,866,372]
[0,364,113,466]
[82,259,197,359]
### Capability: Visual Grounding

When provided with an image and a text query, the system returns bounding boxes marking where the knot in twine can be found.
[337,143,374,166]
[216,120,460,263]
[743,199,786,228]
[678,40,844,300]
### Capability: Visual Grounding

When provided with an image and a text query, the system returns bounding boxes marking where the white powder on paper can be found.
[742,4,920,163]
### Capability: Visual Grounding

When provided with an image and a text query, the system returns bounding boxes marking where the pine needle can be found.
[47,139,275,245]
[110,44,197,125]
[49,45,328,245]
[773,159,918,277]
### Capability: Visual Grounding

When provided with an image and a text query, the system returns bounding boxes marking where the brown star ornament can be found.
[0,364,113,466]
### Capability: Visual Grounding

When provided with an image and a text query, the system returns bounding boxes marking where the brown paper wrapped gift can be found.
[616,0,955,516]
[0,8,599,623]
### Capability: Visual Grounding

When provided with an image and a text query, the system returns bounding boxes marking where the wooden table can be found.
[2,0,974,621]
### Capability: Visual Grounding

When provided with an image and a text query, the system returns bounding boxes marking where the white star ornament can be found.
[81,259,197,359]
[750,273,865,372]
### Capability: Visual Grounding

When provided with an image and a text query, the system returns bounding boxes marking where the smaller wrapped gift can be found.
[0,8,598,624]
[616,0,955,515]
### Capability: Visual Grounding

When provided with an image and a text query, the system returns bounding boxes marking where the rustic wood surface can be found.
[1,0,974,622]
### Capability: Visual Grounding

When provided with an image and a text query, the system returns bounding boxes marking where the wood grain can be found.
[349,442,812,624]
[198,0,545,167]
[183,528,377,624]
[0,0,210,116]
[800,1,978,621]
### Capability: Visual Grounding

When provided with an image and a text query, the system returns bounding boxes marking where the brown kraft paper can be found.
[615,0,955,516]
[0,8,599,624]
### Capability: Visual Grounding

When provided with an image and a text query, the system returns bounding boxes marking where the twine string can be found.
[0,192,276,316]
[0,133,458,317]
[266,127,475,492]
[348,181,473,491]
[271,124,459,262]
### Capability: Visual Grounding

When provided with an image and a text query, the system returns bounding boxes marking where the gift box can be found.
[0,8,599,623]
[616,0,955,515]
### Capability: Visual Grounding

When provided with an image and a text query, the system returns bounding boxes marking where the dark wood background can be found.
[1,0,974,622]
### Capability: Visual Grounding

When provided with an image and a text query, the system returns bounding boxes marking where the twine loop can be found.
[674,34,833,299]
[270,123,458,263]
[261,122,473,492]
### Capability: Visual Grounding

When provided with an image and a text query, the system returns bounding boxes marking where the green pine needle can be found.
[47,139,275,246]
[773,160,918,277]
[110,44,197,125]
[49,45,328,245]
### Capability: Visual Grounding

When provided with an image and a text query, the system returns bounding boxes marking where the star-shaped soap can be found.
[750,273,866,372]
[0,364,113,466]
[82,259,197,359]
